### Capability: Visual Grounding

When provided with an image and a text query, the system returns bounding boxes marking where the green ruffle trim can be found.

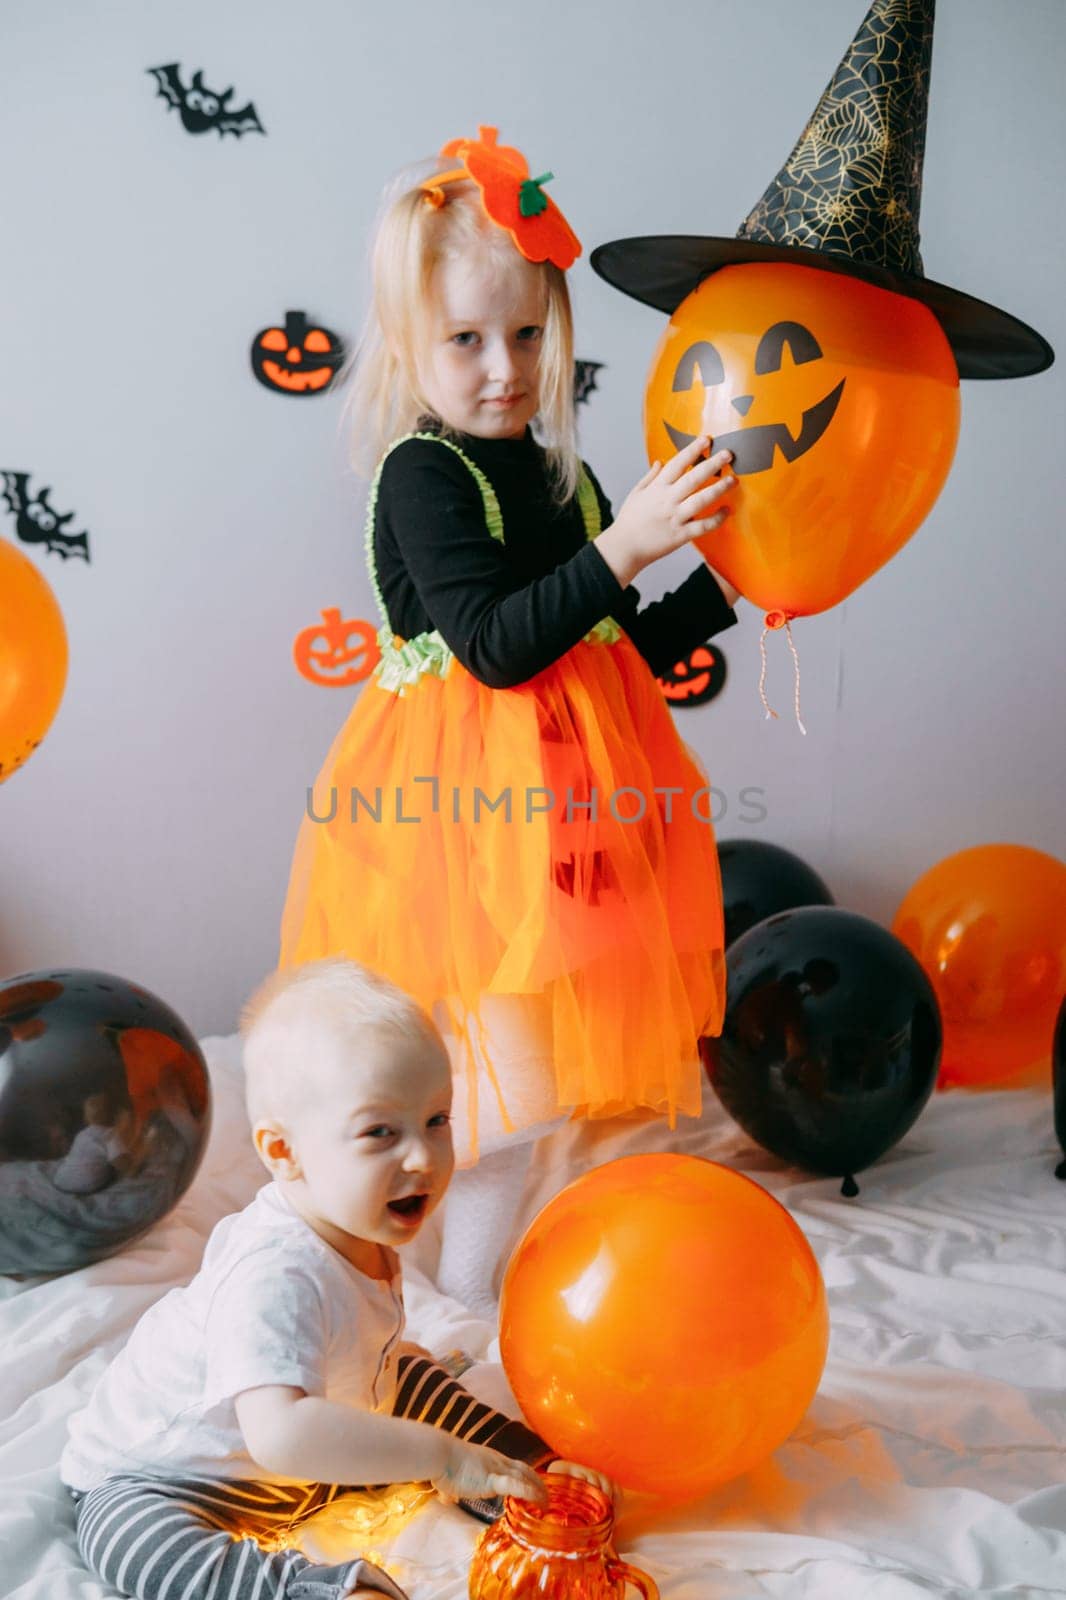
[575,472,621,646]
[373,623,453,697]
[365,430,620,693]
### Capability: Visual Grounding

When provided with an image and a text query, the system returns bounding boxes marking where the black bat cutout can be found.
[147,64,265,138]
[1,473,90,562]
[574,359,604,406]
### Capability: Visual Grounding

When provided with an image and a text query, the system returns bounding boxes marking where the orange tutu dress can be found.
[280,431,727,1157]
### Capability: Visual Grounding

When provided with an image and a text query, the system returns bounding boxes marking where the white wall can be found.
[2,0,1063,1037]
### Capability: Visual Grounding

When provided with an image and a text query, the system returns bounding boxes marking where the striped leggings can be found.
[72,1354,550,1600]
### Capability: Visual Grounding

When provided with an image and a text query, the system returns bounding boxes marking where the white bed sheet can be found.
[2,1033,1064,1600]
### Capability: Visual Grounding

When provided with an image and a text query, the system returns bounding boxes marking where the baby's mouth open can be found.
[387,1193,429,1224]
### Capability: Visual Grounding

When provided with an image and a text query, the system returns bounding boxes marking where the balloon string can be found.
[758,616,807,735]
[784,620,807,736]
[758,626,779,724]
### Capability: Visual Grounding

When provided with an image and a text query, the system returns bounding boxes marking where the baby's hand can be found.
[432,1438,548,1506]
[599,437,736,587]
[547,1458,619,1505]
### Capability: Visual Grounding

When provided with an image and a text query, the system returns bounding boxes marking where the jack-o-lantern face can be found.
[664,321,844,475]
[644,263,960,618]
[657,642,726,708]
[294,609,379,687]
[251,310,346,395]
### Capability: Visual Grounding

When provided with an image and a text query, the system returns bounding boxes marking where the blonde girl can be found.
[280,127,739,1313]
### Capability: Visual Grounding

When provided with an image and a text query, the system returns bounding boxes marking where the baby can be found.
[61,957,610,1600]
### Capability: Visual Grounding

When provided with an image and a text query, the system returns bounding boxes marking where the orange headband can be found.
[420,125,581,271]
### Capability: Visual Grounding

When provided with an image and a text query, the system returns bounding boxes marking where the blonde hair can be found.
[339,155,582,507]
[240,957,446,1127]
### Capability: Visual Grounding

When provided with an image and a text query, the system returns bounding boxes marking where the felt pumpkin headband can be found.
[421,125,582,271]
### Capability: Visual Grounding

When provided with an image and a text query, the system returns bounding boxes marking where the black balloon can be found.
[700,907,941,1196]
[717,838,834,949]
[0,969,211,1276]
[1053,995,1066,1180]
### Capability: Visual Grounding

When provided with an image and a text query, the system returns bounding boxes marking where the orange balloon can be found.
[892,844,1066,1089]
[499,1153,828,1501]
[643,262,960,618]
[0,539,68,782]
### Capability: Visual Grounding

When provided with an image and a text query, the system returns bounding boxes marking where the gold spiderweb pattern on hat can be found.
[737,0,934,276]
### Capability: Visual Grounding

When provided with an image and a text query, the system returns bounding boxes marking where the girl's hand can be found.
[597,437,737,588]
[432,1438,549,1505]
[546,1458,619,1505]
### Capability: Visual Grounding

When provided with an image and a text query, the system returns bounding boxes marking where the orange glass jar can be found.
[468,1473,658,1600]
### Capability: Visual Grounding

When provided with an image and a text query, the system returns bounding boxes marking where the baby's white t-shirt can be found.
[61,1181,405,1492]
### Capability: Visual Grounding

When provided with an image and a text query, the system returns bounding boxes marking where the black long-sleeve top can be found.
[371,417,738,691]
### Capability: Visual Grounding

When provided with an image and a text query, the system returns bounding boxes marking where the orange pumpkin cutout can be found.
[294,609,379,687]
[251,310,346,395]
[657,642,726,707]
[644,262,960,619]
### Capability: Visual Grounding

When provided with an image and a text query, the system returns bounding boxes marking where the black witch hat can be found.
[591,0,1053,380]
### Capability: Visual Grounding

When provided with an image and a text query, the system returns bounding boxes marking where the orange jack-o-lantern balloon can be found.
[0,539,68,782]
[644,262,960,618]
[892,844,1066,1090]
[293,608,379,687]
